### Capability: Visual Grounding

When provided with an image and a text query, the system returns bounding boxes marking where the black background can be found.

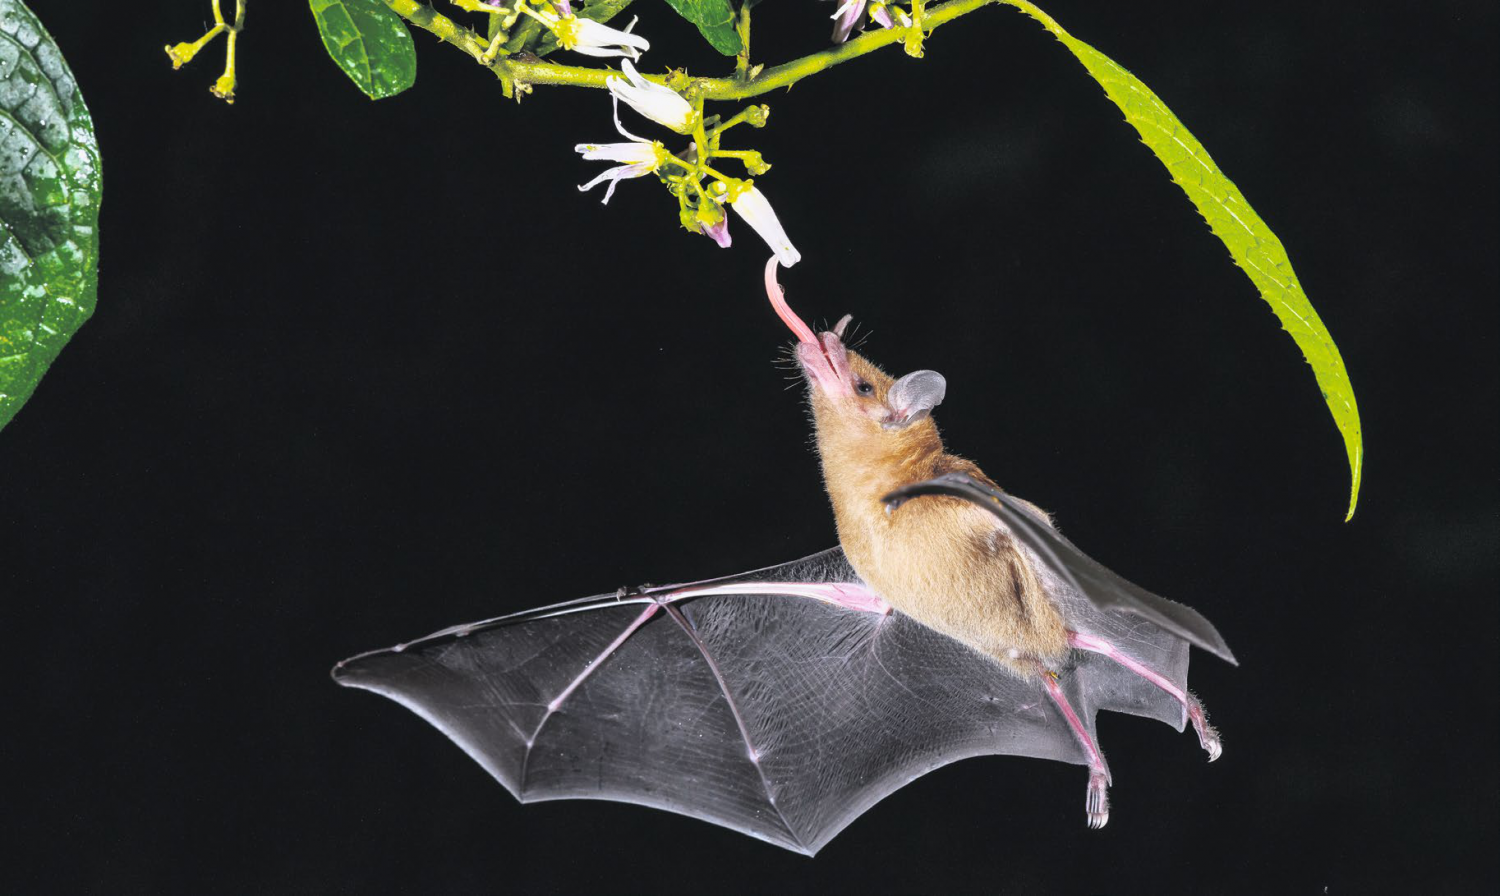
[3,1,1495,892]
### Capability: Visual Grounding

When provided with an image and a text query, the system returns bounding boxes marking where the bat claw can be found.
[1085,771,1110,829]
[1201,731,1223,762]
[1187,695,1222,762]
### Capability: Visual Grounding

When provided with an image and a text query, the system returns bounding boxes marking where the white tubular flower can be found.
[607,59,697,134]
[730,186,801,267]
[566,15,650,60]
[575,98,667,203]
[527,7,649,60]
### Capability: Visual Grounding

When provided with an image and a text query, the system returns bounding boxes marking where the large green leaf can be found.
[1008,1,1363,518]
[662,0,741,56]
[309,0,417,100]
[0,0,101,432]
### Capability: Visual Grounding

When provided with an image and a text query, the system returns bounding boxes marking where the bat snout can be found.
[798,333,855,399]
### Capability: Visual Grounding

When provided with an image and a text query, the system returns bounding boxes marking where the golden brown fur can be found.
[809,351,1069,677]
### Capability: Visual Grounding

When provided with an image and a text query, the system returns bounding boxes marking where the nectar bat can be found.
[332,259,1236,854]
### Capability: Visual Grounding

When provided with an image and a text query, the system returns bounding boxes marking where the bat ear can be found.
[883,370,946,429]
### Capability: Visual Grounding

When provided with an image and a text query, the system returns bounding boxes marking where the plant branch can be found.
[384,0,1006,99]
[733,3,752,81]
[385,0,492,64]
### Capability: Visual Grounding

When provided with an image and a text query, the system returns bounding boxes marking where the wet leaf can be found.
[0,0,102,432]
[662,0,741,56]
[309,0,417,100]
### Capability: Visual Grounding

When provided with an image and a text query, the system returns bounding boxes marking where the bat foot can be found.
[1199,728,1223,762]
[1187,695,1222,762]
[1085,771,1110,829]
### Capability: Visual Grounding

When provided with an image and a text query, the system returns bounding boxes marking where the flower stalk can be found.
[381,0,1025,265]
[382,0,1003,101]
[165,0,246,104]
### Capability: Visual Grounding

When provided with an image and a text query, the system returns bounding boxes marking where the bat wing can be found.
[333,548,1175,855]
[882,472,1237,665]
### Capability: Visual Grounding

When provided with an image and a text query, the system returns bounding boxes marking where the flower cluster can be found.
[573,56,800,265]
[574,97,669,204]
[476,1,802,264]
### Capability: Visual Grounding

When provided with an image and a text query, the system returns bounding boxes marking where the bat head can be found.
[804,338,947,433]
[764,258,946,432]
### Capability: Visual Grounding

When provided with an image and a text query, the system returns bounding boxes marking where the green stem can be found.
[385,0,491,63]
[733,3,752,80]
[164,0,228,69]
[995,0,1065,37]
[385,0,1003,99]
[707,104,765,140]
[692,117,710,170]
[700,163,736,183]
[528,0,996,97]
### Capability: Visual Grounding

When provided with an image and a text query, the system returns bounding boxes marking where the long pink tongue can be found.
[765,257,818,345]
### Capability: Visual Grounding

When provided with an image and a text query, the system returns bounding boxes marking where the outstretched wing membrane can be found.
[333,547,1187,854]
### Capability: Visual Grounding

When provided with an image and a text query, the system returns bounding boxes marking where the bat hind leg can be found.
[1068,631,1222,761]
[1184,693,1222,762]
[1039,665,1111,829]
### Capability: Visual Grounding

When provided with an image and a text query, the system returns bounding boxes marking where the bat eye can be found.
[856,380,874,396]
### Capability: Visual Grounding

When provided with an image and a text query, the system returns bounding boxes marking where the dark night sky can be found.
[2,1,1495,892]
